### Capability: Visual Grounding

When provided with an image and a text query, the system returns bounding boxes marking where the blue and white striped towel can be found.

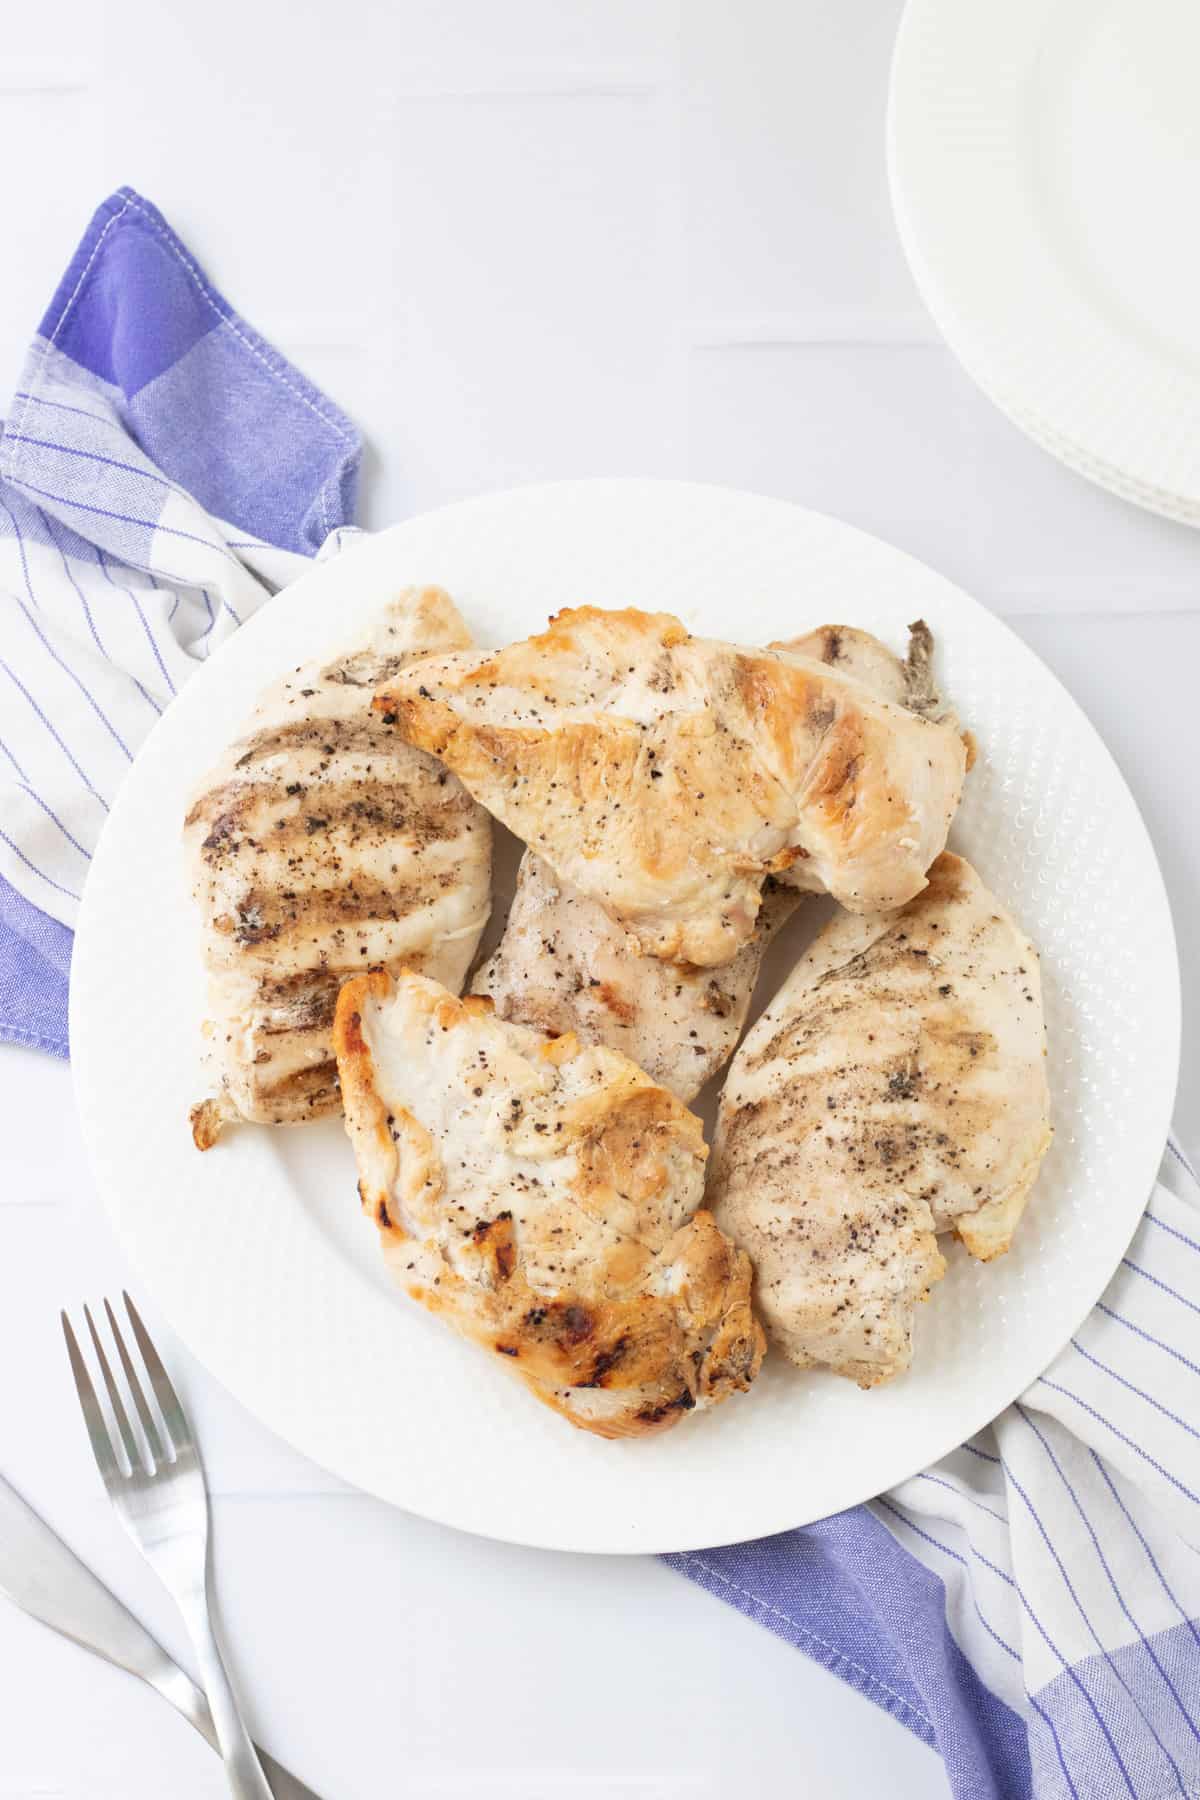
[3,190,1199,1800]
[669,1137,1200,1800]
[0,186,360,1052]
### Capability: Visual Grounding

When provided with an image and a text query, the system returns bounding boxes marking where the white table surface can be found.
[2,3,1198,1796]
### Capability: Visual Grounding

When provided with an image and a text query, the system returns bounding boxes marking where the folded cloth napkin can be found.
[4,191,1198,1800]
[0,186,361,1052]
[669,1138,1200,1800]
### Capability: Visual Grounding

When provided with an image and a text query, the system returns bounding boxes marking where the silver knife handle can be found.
[147,1648,220,1751]
[0,1474,317,1797]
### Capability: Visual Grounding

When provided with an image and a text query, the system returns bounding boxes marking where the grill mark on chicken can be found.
[258,1059,341,1103]
[580,1334,632,1387]
[231,714,394,769]
[255,980,341,1035]
[635,1390,696,1423]
[192,779,479,863]
[747,965,920,1068]
[185,588,492,1143]
[709,854,1051,1386]
[595,982,637,1024]
[215,878,445,943]
[322,650,415,688]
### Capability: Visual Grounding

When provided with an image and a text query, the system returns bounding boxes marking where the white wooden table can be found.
[2,3,1197,1795]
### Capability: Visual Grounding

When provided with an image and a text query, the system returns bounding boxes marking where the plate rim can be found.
[887,0,1200,529]
[69,477,1182,1553]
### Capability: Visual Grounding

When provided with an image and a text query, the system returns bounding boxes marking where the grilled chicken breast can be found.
[709,854,1051,1387]
[333,969,765,1438]
[377,607,966,967]
[471,621,963,1098]
[472,859,799,1103]
[185,588,491,1147]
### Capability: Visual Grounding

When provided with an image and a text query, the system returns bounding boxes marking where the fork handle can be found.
[179,1581,275,1800]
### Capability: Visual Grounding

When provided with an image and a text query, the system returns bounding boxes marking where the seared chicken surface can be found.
[473,622,954,1097]
[378,607,966,967]
[185,588,491,1146]
[472,859,798,1103]
[708,854,1051,1387]
[333,970,765,1438]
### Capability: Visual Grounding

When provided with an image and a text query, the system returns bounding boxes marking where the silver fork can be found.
[62,1294,274,1800]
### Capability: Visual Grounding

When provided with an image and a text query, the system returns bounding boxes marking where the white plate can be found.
[71,480,1179,1553]
[889,0,1200,525]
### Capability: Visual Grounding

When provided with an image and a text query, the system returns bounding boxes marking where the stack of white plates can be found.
[889,0,1200,525]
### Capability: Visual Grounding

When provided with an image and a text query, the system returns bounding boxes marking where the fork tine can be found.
[84,1304,145,1474]
[61,1312,122,1486]
[105,1298,166,1467]
[123,1293,192,1454]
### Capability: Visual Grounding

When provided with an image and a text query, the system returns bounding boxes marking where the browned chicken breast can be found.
[377,607,966,967]
[185,588,492,1147]
[708,854,1051,1388]
[471,620,964,1100]
[472,859,799,1103]
[333,969,765,1439]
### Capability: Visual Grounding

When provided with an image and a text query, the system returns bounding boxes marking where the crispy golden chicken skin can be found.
[376,607,966,967]
[333,969,765,1439]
